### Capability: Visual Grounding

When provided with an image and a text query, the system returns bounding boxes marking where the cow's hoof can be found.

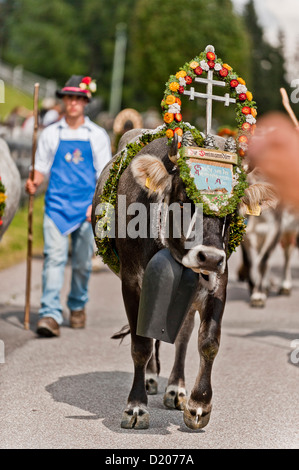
[183,404,211,430]
[250,292,266,308]
[121,406,149,429]
[279,287,291,296]
[163,385,187,410]
[146,375,158,395]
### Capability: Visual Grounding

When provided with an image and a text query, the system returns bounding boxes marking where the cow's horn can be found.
[168,132,179,164]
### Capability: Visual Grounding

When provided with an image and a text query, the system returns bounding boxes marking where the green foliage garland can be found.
[0,177,7,227]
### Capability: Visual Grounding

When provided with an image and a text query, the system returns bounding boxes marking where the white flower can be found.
[236,84,247,94]
[168,103,181,114]
[89,81,97,93]
[79,82,87,90]
[214,63,222,71]
[200,60,209,71]
[179,77,186,86]
[246,114,256,124]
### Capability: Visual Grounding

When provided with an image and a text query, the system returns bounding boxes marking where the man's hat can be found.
[56,75,97,102]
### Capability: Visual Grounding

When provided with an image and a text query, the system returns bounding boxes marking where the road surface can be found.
[0,247,298,450]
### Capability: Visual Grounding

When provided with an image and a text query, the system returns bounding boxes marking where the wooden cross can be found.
[184,68,236,135]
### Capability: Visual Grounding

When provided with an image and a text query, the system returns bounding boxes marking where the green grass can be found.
[0,195,45,270]
[0,83,36,122]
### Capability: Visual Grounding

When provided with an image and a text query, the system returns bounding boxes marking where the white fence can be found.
[0,60,57,99]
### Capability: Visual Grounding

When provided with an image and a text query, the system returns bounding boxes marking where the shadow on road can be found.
[46,371,204,435]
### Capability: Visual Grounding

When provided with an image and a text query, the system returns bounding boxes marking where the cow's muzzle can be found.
[182,245,226,275]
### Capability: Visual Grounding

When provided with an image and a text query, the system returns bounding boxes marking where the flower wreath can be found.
[95,46,256,272]
[0,176,7,227]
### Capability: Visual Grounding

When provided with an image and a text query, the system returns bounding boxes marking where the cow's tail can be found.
[111,324,161,376]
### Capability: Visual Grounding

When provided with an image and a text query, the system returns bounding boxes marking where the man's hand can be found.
[86,204,92,223]
[25,170,44,195]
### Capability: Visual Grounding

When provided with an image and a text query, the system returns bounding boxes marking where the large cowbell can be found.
[136,249,199,344]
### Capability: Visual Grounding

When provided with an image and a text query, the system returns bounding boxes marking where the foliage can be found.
[242,0,290,115]
[0,194,45,271]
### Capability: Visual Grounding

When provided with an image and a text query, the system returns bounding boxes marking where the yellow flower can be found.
[176,70,187,79]
[190,61,199,69]
[166,129,174,138]
[251,108,257,118]
[222,63,232,71]
[0,193,7,203]
[169,82,180,92]
[165,95,176,105]
[246,91,253,101]
[238,77,246,85]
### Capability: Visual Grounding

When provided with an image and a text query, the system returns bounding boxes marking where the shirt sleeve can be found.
[34,125,58,176]
[89,126,112,179]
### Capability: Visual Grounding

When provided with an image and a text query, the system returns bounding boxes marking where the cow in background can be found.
[0,138,21,240]
[237,169,299,307]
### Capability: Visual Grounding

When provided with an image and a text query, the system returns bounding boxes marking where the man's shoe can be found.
[36,317,60,337]
[70,309,86,329]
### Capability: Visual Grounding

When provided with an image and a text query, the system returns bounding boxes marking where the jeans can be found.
[39,214,94,325]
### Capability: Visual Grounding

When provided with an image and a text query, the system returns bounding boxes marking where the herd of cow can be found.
[1,128,298,431]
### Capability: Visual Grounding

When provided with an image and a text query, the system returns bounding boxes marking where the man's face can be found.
[62,95,88,118]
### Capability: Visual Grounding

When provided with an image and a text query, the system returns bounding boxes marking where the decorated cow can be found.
[0,138,21,240]
[92,46,277,430]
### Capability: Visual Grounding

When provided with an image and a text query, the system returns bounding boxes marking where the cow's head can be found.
[131,135,231,292]
[130,135,279,292]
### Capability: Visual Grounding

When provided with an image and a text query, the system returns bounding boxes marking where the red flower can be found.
[207,61,215,68]
[185,75,192,84]
[241,106,251,115]
[219,68,228,77]
[242,122,251,131]
[194,66,203,76]
[206,52,215,61]
[178,86,185,94]
[175,113,182,122]
[81,76,92,85]
[230,79,239,88]
[0,220,3,226]
[238,93,247,101]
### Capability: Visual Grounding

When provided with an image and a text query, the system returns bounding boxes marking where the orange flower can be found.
[190,61,199,69]
[166,129,174,138]
[176,97,182,106]
[174,127,183,136]
[251,108,257,118]
[165,95,176,105]
[222,63,232,71]
[246,91,253,101]
[169,81,180,92]
[176,70,187,79]
[238,77,246,85]
[164,112,174,124]
[238,135,248,144]
[239,148,245,157]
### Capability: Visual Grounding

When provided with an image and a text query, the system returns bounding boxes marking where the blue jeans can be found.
[39,214,94,325]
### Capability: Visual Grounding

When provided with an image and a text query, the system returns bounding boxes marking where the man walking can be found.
[26,75,112,337]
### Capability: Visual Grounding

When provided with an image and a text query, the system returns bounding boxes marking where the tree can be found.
[242,0,290,115]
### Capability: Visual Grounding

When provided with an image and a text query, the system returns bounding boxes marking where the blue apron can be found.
[45,139,96,235]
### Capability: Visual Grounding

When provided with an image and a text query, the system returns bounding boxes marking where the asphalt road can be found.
[0,246,298,450]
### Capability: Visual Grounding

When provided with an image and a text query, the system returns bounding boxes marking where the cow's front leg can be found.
[184,276,227,430]
[120,279,152,429]
[164,309,196,410]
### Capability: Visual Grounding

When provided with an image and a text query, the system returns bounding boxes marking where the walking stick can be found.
[24,83,39,330]
[280,87,299,129]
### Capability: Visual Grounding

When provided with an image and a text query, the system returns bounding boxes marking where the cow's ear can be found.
[238,182,279,216]
[130,154,172,197]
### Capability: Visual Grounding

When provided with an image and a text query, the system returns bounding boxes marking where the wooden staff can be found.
[280,87,299,129]
[24,83,39,330]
